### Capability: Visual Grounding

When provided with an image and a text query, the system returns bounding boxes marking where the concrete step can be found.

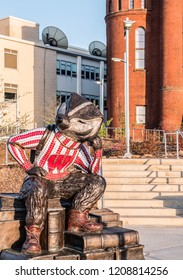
[104,199,164,207]
[103,164,172,171]
[157,198,183,208]
[102,158,183,226]
[102,158,183,165]
[104,191,183,199]
[106,184,181,192]
[102,159,161,165]
[108,207,183,216]
[120,216,183,226]
[106,176,183,185]
[104,191,161,199]
[103,170,183,178]
[104,198,183,209]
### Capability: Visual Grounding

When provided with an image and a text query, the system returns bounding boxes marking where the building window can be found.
[83,94,100,108]
[4,83,18,101]
[81,65,100,81]
[136,106,146,124]
[71,63,77,77]
[4,49,17,69]
[56,60,77,77]
[104,65,107,83]
[85,66,90,79]
[118,0,122,10]
[109,0,112,13]
[141,0,146,9]
[129,0,134,9]
[90,67,95,80]
[95,67,100,81]
[135,28,145,69]
[56,91,71,106]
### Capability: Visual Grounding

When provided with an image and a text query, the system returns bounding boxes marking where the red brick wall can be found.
[160,0,183,130]
[106,0,183,131]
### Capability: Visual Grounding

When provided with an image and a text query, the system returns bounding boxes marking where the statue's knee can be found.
[20,177,47,198]
[96,175,106,192]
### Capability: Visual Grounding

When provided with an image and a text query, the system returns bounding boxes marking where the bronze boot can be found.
[67,209,103,233]
[21,225,42,255]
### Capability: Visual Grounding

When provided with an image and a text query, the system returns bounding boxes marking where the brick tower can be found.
[105,0,183,131]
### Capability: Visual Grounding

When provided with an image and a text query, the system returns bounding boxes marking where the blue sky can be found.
[0,0,106,49]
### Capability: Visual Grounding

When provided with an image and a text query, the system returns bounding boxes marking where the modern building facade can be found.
[106,0,183,131]
[0,16,107,130]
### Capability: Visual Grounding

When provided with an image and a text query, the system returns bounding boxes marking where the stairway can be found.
[102,158,183,226]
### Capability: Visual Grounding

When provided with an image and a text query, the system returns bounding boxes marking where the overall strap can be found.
[30,124,56,163]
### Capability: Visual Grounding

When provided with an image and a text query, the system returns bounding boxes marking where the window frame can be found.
[56,59,77,77]
[135,27,146,69]
[141,0,146,9]
[4,83,18,101]
[136,105,146,124]
[4,48,18,69]
[129,0,134,9]
[118,0,122,10]
[81,65,100,81]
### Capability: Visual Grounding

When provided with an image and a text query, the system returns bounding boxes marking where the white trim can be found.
[68,102,92,116]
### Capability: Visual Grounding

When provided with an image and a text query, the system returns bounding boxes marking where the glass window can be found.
[104,65,107,83]
[81,65,100,81]
[109,0,112,13]
[71,63,77,77]
[85,66,90,79]
[141,0,146,9]
[56,60,60,75]
[136,106,146,124]
[61,61,66,75]
[56,91,71,106]
[90,67,95,80]
[81,65,85,79]
[129,0,134,9]
[118,0,122,10]
[4,49,17,69]
[66,62,71,76]
[83,94,99,108]
[135,28,145,69]
[56,60,77,77]
[4,83,18,101]
[95,67,100,81]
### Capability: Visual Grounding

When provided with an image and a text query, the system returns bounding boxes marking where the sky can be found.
[0,0,106,49]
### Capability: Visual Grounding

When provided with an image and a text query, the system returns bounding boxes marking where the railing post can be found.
[5,138,8,165]
[176,130,179,159]
[164,132,167,158]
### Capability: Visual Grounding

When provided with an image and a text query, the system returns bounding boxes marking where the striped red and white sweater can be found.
[8,127,102,181]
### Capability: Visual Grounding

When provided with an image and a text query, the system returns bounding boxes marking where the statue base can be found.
[0,193,144,260]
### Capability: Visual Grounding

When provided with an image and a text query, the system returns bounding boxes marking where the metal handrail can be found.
[164,129,183,159]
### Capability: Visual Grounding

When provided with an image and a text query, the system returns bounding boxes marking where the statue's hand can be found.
[89,136,102,150]
[27,165,48,177]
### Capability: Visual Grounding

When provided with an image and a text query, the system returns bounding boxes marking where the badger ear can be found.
[57,102,66,115]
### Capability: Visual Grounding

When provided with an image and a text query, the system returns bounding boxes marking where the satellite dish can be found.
[89,41,106,57]
[42,26,68,49]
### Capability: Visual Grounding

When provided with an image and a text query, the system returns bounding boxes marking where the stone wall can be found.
[0,164,26,193]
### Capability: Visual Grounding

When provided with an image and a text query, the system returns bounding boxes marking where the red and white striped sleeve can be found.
[74,144,102,174]
[7,128,46,170]
[89,149,102,174]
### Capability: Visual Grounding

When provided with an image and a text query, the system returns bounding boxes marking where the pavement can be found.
[127,225,183,260]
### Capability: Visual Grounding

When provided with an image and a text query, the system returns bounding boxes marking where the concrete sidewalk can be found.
[127,226,183,260]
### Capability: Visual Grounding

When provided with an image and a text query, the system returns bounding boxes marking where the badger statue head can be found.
[56,92,103,142]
